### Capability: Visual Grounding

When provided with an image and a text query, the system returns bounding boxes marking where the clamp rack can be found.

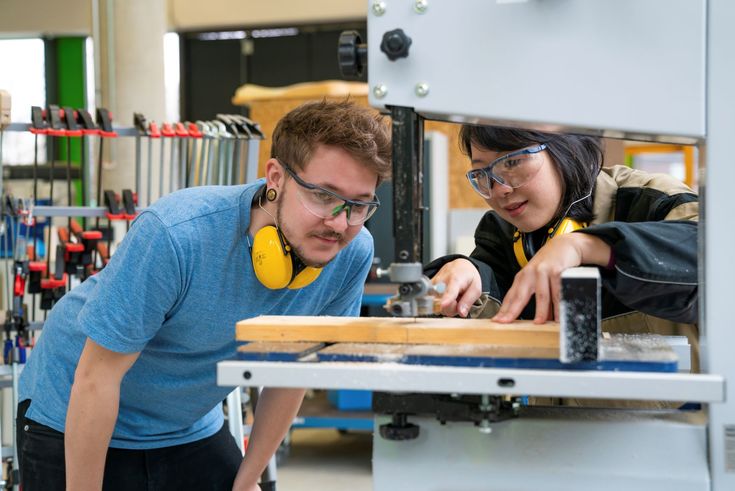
[0,108,266,490]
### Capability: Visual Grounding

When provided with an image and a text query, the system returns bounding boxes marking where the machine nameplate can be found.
[726,425,735,472]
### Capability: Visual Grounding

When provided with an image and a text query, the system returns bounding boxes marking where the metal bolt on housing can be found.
[372,1,387,16]
[414,0,428,14]
[373,84,388,99]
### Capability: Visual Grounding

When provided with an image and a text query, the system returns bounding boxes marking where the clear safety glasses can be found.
[465,143,547,199]
[279,160,380,226]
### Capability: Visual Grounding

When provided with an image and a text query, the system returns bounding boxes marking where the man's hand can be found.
[432,258,482,317]
[233,484,261,491]
[492,233,611,324]
[232,388,305,491]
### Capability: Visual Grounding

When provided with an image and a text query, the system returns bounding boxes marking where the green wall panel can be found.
[54,37,86,205]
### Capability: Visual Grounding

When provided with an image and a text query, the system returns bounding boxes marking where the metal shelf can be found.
[32,205,143,218]
[3,122,137,137]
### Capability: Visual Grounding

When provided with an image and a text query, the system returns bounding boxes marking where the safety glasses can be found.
[278,159,380,226]
[465,143,547,199]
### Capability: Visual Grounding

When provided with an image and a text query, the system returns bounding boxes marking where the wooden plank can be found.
[236,316,559,348]
[237,335,677,372]
[317,343,408,363]
[315,336,676,372]
[400,334,677,372]
[405,344,558,360]
[237,342,324,361]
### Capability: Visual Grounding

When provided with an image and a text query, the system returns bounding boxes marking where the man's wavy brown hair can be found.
[271,99,392,185]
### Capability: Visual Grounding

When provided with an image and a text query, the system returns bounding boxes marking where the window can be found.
[0,38,46,165]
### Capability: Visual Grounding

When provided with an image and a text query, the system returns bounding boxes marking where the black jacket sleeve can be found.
[577,220,698,324]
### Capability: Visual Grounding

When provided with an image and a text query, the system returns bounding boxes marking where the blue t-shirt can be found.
[19,180,373,449]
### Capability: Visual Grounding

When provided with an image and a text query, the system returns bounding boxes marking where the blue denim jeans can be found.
[16,400,243,491]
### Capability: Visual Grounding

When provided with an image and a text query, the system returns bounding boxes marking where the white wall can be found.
[0,0,90,36]
[0,0,366,37]
[169,0,365,30]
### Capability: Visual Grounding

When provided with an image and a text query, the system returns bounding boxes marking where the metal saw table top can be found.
[220,316,724,403]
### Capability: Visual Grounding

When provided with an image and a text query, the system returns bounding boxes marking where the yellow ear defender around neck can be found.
[250,225,322,289]
[513,217,587,267]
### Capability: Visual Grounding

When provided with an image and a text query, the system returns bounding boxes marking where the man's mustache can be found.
[310,231,344,241]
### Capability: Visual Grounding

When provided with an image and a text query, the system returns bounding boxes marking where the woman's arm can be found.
[575,220,698,323]
[492,220,698,324]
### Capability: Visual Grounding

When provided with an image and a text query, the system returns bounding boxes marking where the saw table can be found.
[218,315,722,491]
[220,315,719,402]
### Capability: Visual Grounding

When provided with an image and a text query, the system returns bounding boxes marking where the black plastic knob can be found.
[338,30,368,79]
[379,421,420,441]
[380,28,412,61]
[379,413,420,441]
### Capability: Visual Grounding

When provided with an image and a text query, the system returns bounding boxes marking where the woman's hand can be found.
[492,233,611,324]
[432,258,482,317]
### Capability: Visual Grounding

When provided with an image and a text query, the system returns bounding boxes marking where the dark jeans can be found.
[17,400,243,491]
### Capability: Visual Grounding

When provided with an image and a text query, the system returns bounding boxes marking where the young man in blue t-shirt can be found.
[17,100,391,491]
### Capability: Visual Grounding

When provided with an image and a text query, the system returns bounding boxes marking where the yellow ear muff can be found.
[288,267,322,289]
[251,225,322,289]
[553,217,586,236]
[513,218,587,268]
[251,226,293,289]
[513,230,528,268]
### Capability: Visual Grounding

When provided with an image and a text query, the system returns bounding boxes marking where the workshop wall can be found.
[0,0,90,36]
[169,0,365,30]
[0,0,364,36]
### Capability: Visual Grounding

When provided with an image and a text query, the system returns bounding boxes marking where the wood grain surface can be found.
[236,316,559,348]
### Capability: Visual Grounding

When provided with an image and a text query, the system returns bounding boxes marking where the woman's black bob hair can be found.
[459,125,604,224]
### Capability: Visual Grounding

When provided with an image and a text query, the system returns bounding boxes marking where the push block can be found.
[560,267,600,363]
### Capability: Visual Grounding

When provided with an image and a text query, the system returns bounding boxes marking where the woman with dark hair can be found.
[426,124,699,366]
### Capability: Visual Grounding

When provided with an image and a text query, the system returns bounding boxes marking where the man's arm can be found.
[232,388,306,491]
[65,338,140,491]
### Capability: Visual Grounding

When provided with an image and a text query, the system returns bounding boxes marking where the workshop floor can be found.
[276,428,373,490]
